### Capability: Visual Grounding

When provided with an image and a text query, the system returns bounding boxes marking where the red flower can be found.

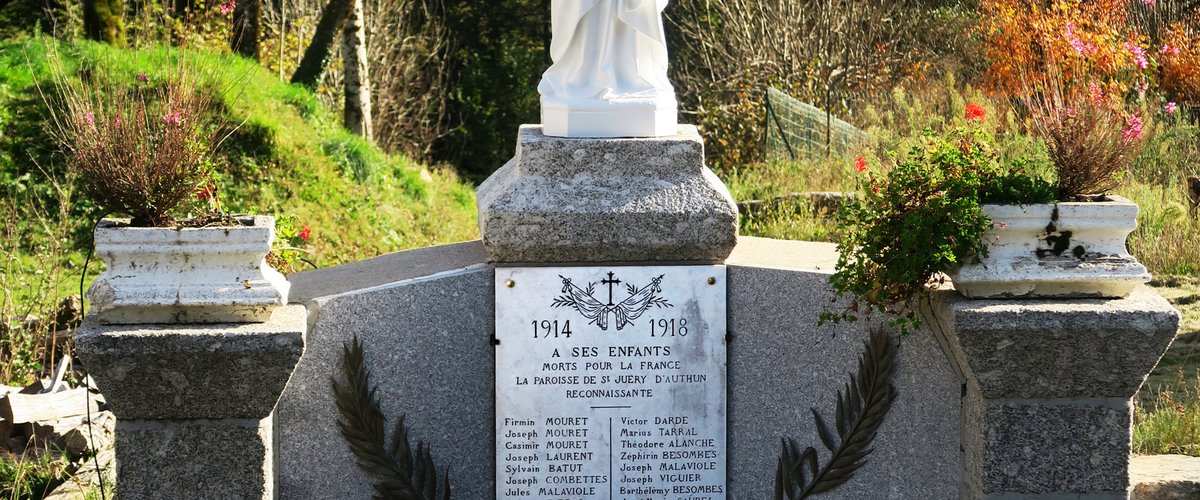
[965,103,986,121]
[299,224,311,242]
[854,156,868,173]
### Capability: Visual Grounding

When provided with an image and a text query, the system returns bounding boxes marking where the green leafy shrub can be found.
[267,214,312,275]
[823,127,1055,331]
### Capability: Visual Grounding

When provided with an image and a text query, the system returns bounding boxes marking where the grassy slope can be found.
[0,38,479,272]
[0,37,462,498]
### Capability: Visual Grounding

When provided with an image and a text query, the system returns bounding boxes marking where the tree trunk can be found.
[83,0,124,45]
[341,0,373,140]
[289,0,354,89]
[231,0,261,60]
[170,0,192,16]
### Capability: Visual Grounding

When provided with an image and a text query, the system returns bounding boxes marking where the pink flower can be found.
[83,112,94,125]
[854,156,868,173]
[993,222,1008,230]
[1138,81,1150,95]
[1088,82,1105,105]
[1165,102,1179,114]
[1065,23,1096,56]
[162,111,182,125]
[1126,42,1150,70]
[1123,114,1145,143]
[1161,44,1180,56]
[219,0,235,14]
[1143,0,1155,5]
[136,72,148,82]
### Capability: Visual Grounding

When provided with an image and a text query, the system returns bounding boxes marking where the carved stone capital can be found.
[477,125,739,264]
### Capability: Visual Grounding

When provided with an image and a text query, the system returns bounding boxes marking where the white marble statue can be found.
[539,0,678,138]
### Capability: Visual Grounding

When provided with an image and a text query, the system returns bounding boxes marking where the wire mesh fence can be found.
[765,87,868,161]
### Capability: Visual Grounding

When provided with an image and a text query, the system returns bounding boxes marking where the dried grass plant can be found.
[43,49,221,227]
[366,0,454,161]
[1026,77,1148,199]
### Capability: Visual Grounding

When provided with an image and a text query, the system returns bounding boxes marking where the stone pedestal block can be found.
[116,418,274,500]
[76,305,306,500]
[76,305,307,419]
[932,287,1179,498]
[476,125,738,263]
[979,399,1131,495]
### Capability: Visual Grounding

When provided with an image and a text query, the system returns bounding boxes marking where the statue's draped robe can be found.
[539,0,673,100]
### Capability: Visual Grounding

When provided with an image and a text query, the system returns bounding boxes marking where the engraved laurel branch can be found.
[552,274,673,331]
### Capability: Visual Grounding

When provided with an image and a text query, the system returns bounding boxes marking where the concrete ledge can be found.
[726,236,838,273]
[76,305,306,419]
[286,240,488,303]
[1131,455,1200,499]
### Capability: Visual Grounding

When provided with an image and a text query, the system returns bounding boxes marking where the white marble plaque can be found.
[496,266,727,499]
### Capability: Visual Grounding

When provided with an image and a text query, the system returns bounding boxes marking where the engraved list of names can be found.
[495,266,727,500]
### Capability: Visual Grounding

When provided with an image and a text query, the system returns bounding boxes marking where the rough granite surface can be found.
[276,266,495,500]
[934,287,1180,399]
[116,418,273,500]
[476,125,739,263]
[726,263,962,500]
[980,399,1132,495]
[1130,454,1200,500]
[75,305,306,419]
[961,381,985,499]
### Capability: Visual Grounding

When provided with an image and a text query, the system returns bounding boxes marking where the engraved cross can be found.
[601,272,622,306]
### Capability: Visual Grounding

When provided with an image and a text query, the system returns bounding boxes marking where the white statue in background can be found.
[539,0,678,138]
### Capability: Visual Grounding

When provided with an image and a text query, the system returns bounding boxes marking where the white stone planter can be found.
[87,215,290,324]
[950,195,1151,299]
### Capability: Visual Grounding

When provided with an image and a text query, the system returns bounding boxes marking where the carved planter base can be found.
[86,215,290,324]
[951,196,1151,299]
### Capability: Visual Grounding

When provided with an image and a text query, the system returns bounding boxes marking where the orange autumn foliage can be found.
[1159,21,1200,105]
[978,0,1147,97]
